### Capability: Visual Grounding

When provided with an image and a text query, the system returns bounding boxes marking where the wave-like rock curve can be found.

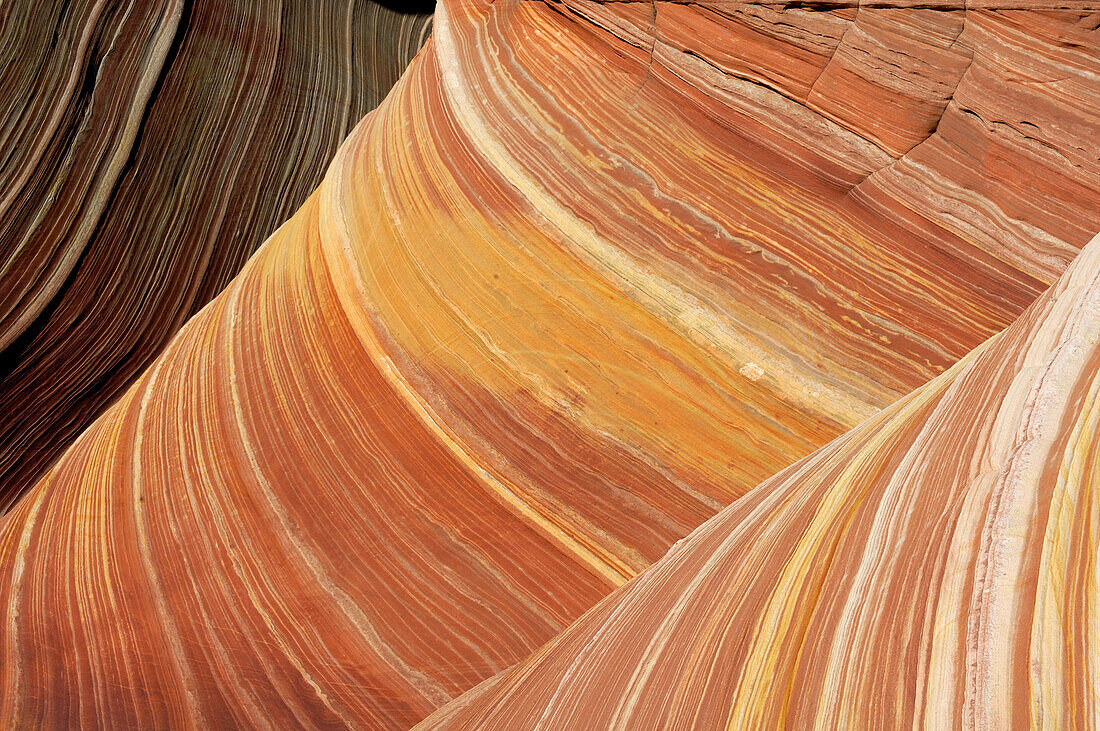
[424,229,1100,728]
[0,0,432,512]
[0,0,1097,727]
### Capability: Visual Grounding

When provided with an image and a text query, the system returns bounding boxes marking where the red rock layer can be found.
[0,0,432,512]
[0,0,1097,726]
[423,232,1100,729]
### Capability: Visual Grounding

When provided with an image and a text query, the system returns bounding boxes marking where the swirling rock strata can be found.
[0,0,432,512]
[0,0,1097,727]
[424,231,1100,729]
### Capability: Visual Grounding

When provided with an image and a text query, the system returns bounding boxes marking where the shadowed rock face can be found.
[0,0,1097,727]
[0,0,432,512]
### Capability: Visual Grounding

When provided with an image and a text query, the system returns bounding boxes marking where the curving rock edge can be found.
[0,0,1098,727]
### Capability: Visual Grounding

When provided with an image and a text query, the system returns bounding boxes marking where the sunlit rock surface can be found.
[423,229,1100,729]
[0,0,432,512]
[0,0,1097,727]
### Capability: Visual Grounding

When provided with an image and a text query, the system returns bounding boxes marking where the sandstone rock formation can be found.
[422,228,1100,729]
[0,0,432,512]
[0,0,1097,727]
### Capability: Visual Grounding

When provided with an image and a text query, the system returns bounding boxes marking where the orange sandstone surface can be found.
[0,0,1097,727]
[423,230,1100,729]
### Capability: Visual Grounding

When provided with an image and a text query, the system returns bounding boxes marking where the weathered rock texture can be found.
[423,228,1100,729]
[0,0,1097,727]
[0,0,432,512]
